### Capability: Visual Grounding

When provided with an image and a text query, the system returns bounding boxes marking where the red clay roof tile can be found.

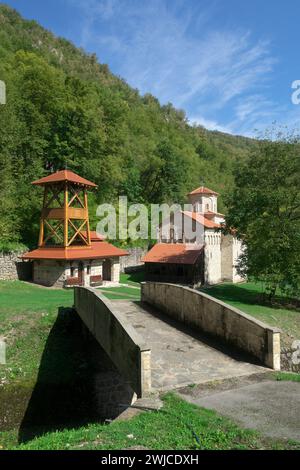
[22,241,127,261]
[32,170,97,188]
[182,211,221,229]
[188,186,219,196]
[142,243,203,265]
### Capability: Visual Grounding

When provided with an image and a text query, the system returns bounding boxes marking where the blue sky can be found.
[4,0,300,136]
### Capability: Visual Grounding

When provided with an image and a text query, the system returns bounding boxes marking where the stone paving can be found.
[113,300,267,391]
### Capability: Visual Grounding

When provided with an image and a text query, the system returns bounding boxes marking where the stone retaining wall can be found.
[120,247,147,273]
[0,251,31,281]
[281,346,300,373]
[141,282,281,370]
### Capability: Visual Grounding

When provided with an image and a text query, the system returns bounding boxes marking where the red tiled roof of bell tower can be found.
[31,169,97,188]
[188,186,219,196]
[22,242,128,261]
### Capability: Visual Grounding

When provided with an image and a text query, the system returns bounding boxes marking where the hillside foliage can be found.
[0,4,256,248]
[226,130,300,299]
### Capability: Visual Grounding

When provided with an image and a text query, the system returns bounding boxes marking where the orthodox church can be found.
[143,186,243,286]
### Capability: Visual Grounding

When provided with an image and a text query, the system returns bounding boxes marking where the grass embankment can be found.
[98,285,141,300]
[8,393,300,451]
[97,272,143,300]
[0,280,299,450]
[0,281,73,384]
[201,282,300,348]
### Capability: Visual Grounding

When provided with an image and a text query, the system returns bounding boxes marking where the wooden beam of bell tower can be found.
[64,182,69,247]
[38,186,47,247]
[84,188,91,245]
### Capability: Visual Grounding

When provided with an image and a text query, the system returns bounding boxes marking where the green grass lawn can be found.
[98,292,139,300]
[98,273,142,300]
[120,271,144,286]
[2,393,299,451]
[98,285,141,301]
[200,282,300,348]
[275,372,300,383]
[0,281,73,384]
[0,280,299,450]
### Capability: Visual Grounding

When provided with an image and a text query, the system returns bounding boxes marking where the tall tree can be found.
[226,130,300,299]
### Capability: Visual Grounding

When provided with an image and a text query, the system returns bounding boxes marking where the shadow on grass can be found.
[124,270,145,285]
[18,307,100,444]
[200,283,264,307]
[201,283,299,312]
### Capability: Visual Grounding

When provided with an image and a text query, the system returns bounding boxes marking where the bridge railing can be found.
[74,287,151,397]
[141,282,281,370]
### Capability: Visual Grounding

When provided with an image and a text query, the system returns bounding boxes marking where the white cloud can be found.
[188,116,233,134]
[234,94,278,122]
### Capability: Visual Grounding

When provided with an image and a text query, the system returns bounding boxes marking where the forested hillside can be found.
[0,4,256,248]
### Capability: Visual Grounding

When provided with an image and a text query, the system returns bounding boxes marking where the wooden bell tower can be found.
[32,170,97,248]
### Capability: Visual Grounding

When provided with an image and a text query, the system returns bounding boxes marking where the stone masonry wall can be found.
[281,346,300,373]
[204,231,222,284]
[33,260,66,287]
[0,250,32,281]
[142,282,281,370]
[82,323,137,418]
[120,247,147,273]
[221,234,234,282]
[110,258,120,283]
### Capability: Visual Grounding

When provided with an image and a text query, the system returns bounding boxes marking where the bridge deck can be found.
[112,300,266,391]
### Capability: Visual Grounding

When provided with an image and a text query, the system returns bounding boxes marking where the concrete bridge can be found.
[74,283,281,398]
